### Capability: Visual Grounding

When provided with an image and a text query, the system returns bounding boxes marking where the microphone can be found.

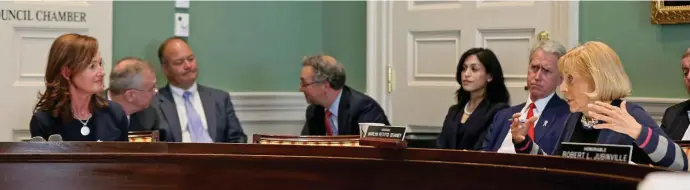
[48,134,63,142]
[29,136,46,142]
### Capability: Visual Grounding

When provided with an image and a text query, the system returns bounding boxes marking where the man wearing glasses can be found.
[155,37,246,143]
[300,55,390,136]
[107,57,160,132]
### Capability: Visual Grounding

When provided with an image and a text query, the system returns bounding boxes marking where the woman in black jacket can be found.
[437,48,510,150]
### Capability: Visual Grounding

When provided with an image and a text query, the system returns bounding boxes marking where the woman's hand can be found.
[510,113,538,143]
[587,100,642,139]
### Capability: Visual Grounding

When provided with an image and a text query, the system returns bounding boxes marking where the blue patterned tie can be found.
[183,91,213,143]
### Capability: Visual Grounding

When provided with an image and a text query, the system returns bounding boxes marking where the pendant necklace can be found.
[464,103,473,115]
[75,113,92,136]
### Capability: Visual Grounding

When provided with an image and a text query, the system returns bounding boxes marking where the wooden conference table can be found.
[0,140,670,190]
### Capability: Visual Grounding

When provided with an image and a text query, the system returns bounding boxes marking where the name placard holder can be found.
[558,142,633,163]
[359,126,407,149]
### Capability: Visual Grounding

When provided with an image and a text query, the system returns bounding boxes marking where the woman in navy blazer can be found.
[437,48,510,150]
[30,33,128,141]
[512,41,688,171]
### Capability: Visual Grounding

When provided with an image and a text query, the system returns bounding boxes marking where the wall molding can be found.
[230,92,307,122]
[229,92,307,142]
[626,97,686,123]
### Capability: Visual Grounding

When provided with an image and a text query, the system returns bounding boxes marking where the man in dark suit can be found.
[660,48,690,140]
[481,40,570,154]
[300,55,390,136]
[106,57,160,132]
[155,37,247,143]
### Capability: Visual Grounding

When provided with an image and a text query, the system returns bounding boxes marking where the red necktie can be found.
[526,103,536,140]
[324,111,333,136]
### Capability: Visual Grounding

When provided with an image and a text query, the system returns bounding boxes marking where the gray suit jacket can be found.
[155,84,247,143]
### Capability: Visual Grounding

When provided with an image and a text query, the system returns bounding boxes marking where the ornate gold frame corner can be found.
[651,0,690,24]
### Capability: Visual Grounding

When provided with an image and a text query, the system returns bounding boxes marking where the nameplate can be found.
[558,142,632,163]
[364,126,407,141]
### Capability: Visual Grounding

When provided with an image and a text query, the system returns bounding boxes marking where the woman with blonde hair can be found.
[510,41,688,171]
[30,33,129,141]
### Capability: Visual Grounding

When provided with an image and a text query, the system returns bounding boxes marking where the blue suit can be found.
[481,94,570,155]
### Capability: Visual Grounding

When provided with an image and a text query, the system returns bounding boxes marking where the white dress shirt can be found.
[682,111,690,140]
[169,83,209,142]
[497,92,555,153]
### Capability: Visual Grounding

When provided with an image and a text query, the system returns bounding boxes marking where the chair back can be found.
[253,134,360,147]
[128,131,160,142]
[675,141,690,158]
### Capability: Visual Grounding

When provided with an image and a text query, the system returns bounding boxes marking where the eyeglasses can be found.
[300,80,324,88]
[129,87,158,94]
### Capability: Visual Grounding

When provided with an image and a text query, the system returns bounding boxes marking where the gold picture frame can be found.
[651,0,690,24]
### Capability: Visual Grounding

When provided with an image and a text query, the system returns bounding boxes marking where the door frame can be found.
[365,0,580,121]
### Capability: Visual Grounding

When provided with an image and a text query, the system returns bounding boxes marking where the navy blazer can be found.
[660,100,690,140]
[301,86,390,135]
[437,99,509,150]
[29,101,129,141]
[156,84,247,143]
[481,94,570,154]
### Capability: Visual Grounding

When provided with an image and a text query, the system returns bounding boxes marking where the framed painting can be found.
[652,0,690,24]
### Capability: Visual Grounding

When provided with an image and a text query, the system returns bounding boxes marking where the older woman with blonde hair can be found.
[511,41,688,171]
[30,33,129,141]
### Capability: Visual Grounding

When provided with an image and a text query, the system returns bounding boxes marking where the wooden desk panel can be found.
[0,154,639,190]
[0,142,667,190]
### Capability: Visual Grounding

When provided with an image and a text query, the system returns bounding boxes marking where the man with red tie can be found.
[481,40,571,154]
[299,55,390,136]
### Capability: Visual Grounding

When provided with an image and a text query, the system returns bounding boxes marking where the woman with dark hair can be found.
[437,48,510,150]
[30,33,129,141]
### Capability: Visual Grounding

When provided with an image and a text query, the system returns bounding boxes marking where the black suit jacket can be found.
[29,101,129,141]
[156,84,247,143]
[103,91,160,132]
[301,86,390,135]
[437,99,509,150]
[660,100,690,140]
[129,107,160,132]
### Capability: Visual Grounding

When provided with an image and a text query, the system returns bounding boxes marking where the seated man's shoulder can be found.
[198,84,233,101]
[199,84,228,95]
[139,106,158,116]
[495,103,524,117]
[347,87,381,107]
[551,103,571,114]
[106,100,122,110]
[104,101,127,118]
[666,99,690,113]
